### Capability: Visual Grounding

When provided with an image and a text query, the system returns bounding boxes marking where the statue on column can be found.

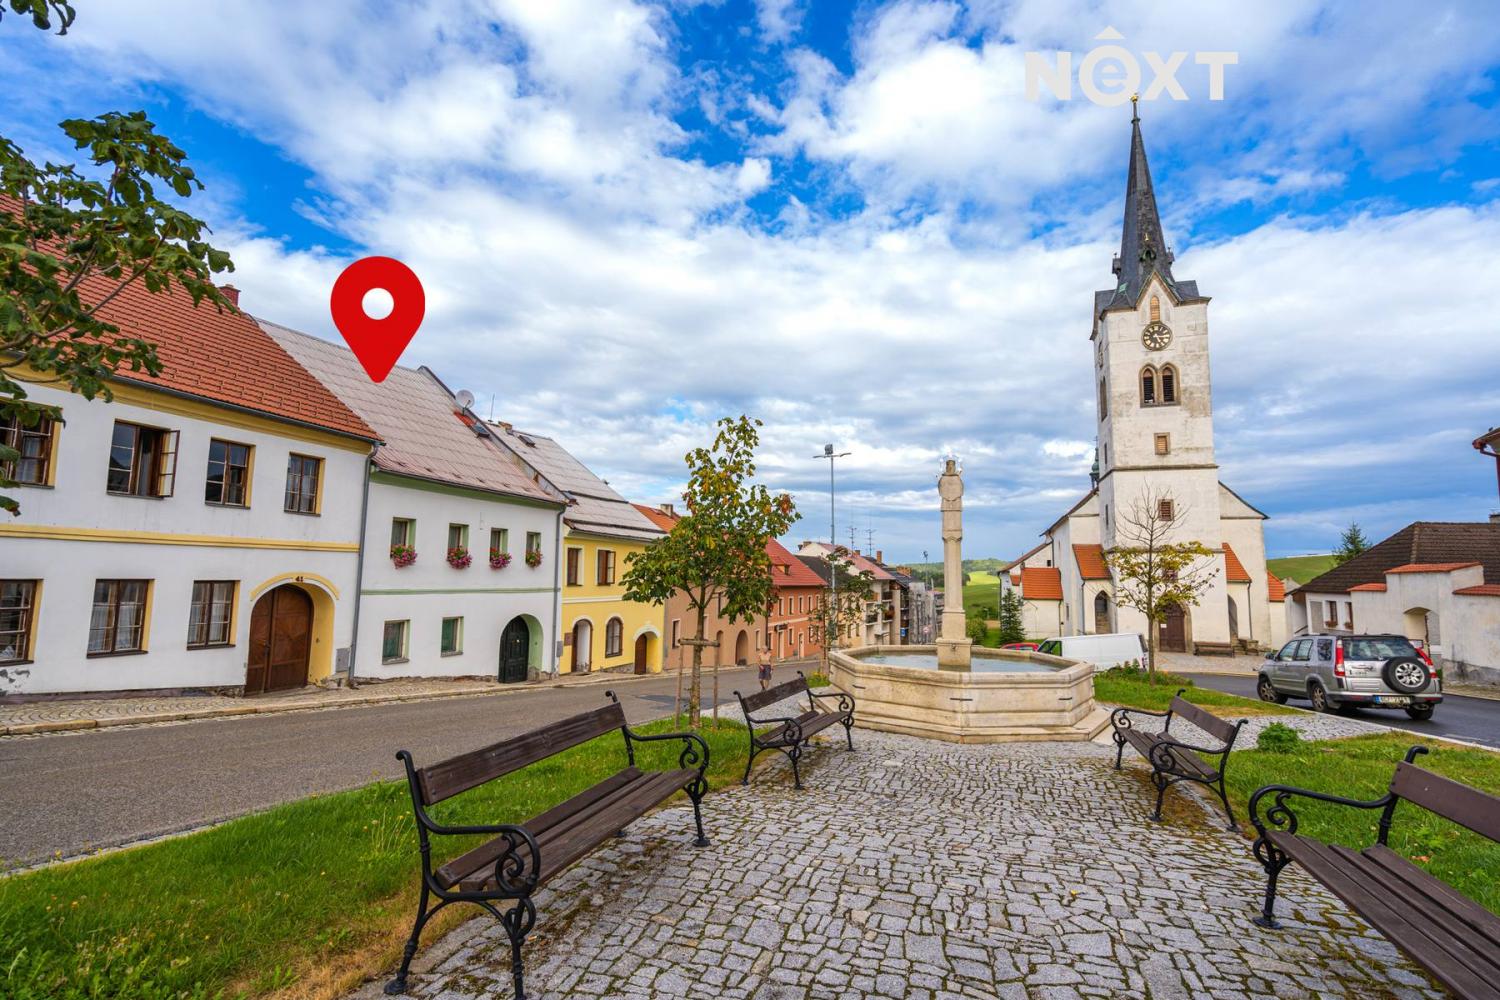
[935,458,973,669]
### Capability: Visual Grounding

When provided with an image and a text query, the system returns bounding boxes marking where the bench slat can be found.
[418,703,625,804]
[1168,696,1237,745]
[1274,834,1500,1000]
[740,677,807,715]
[1390,761,1500,842]
[1363,844,1500,953]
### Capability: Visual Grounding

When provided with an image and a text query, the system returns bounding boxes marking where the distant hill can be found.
[906,558,1011,578]
[1268,554,1338,585]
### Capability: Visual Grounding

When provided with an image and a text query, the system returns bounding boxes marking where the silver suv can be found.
[1257,634,1442,720]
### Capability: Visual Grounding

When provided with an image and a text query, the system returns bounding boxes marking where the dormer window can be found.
[1149,295,1161,322]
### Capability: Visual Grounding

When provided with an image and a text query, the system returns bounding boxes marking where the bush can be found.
[1100,663,1193,686]
[1256,722,1302,754]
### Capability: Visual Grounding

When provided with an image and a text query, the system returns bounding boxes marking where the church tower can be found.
[1092,102,1231,648]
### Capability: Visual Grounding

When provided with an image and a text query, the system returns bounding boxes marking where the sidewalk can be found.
[0,669,633,737]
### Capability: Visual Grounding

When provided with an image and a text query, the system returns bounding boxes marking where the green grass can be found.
[1222,733,1500,916]
[1267,553,1338,584]
[1094,666,1297,717]
[0,718,751,1000]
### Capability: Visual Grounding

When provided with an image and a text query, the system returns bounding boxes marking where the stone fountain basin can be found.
[828,644,1112,744]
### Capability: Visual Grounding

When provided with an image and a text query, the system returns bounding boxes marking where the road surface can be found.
[0,664,767,867]
[1185,672,1499,749]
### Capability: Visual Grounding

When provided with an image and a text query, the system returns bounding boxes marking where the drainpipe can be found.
[549,509,564,677]
[347,446,375,689]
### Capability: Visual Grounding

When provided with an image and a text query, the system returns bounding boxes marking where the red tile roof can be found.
[631,503,678,532]
[847,551,895,581]
[1266,573,1286,602]
[1387,562,1482,574]
[1221,543,1252,583]
[1349,582,1388,592]
[1072,543,1110,580]
[1299,523,1500,593]
[1454,584,1500,597]
[767,537,826,588]
[1021,566,1062,601]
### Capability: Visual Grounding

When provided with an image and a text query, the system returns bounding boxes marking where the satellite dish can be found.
[454,389,476,411]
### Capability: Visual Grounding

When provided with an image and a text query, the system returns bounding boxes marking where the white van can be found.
[1035,633,1146,669]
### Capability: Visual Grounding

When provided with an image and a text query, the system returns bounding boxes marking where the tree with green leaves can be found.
[996,588,1026,646]
[1334,522,1370,565]
[807,549,876,673]
[2,5,236,515]
[622,416,798,729]
[1104,485,1219,682]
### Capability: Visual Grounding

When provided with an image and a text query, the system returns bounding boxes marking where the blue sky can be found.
[4,1,1500,563]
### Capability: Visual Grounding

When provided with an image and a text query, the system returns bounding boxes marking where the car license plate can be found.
[1375,696,1411,706]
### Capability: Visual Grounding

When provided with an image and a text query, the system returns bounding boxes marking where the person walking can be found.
[757,647,774,692]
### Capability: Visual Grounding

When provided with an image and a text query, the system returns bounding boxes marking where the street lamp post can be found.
[814,444,851,651]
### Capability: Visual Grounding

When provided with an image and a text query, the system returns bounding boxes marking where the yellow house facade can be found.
[482,422,667,674]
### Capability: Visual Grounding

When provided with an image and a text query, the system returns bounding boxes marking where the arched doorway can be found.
[1158,604,1188,653]
[633,633,649,674]
[246,585,312,694]
[734,629,750,665]
[1227,597,1240,643]
[570,619,593,673]
[499,616,531,684]
[1403,607,1440,661]
[1093,591,1110,634]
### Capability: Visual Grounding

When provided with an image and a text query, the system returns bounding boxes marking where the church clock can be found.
[1142,321,1172,350]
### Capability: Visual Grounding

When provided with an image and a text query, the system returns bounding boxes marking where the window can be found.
[1345,601,1354,630]
[107,422,178,497]
[205,439,252,506]
[391,518,415,547]
[1154,433,1170,456]
[596,549,616,586]
[1324,601,1339,628]
[0,581,38,663]
[382,620,410,663]
[1102,443,1107,466]
[1316,638,1334,661]
[566,547,582,586]
[490,528,509,557]
[284,454,322,513]
[1098,378,1108,420]
[187,581,235,648]
[604,617,623,657]
[526,531,542,556]
[1104,504,1110,529]
[447,524,469,550]
[1149,295,1161,322]
[441,616,463,655]
[1290,639,1312,662]
[671,619,680,648]
[1160,365,1177,404]
[1156,498,1175,521]
[1140,366,1157,406]
[0,413,55,486]
[88,580,149,655]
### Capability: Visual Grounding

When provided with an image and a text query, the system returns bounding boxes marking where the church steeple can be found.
[1099,99,1203,313]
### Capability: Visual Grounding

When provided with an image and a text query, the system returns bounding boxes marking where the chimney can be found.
[220,285,240,307]
[1491,512,1500,524]
[660,502,676,517]
[876,550,883,564]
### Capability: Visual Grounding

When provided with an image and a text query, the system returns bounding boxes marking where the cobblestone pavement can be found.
[377,726,1441,1000]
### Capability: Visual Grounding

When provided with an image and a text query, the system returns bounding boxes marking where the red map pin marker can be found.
[330,256,425,382]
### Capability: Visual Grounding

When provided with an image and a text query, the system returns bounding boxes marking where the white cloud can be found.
[755,0,805,44]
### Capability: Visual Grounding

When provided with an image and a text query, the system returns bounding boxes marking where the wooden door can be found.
[499,617,530,684]
[633,634,648,675]
[246,585,312,694]
[1158,605,1187,653]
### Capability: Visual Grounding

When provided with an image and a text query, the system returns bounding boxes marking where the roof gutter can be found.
[110,375,381,446]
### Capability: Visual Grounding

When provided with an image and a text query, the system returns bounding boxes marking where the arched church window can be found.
[1160,365,1177,404]
[1098,378,1108,420]
[1140,366,1156,406]
[1149,295,1161,322]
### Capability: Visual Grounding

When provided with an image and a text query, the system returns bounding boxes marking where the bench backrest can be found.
[415,701,626,805]
[1169,695,1240,745]
[738,675,808,714]
[1390,761,1500,842]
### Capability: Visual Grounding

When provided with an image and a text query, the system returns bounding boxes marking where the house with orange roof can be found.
[1,285,379,696]
[632,502,737,674]
[767,537,826,661]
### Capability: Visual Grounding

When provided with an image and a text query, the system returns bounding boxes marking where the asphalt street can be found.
[0,664,766,867]
[1185,672,1500,749]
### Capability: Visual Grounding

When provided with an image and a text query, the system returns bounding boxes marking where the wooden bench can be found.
[1111,690,1246,829]
[385,691,709,999]
[734,671,855,789]
[1250,746,1500,1000]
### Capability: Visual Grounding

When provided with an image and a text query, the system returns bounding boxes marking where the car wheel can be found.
[1308,682,1334,714]
[1382,656,1430,695]
[1404,705,1435,722]
[1257,675,1288,705]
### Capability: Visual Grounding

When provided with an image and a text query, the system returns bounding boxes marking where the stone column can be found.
[935,459,973,668]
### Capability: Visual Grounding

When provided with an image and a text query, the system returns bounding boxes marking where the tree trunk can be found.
[1146,615,1158,684]
[673,638,684,728]
[689,605,705,729]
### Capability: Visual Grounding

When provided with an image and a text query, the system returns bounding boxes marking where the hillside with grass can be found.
[1268,553,1338,584]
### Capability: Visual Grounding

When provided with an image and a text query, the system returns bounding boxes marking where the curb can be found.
[0,669,663,738]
